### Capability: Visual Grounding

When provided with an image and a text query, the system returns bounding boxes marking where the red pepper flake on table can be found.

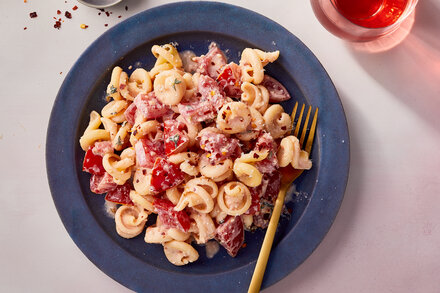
[73,5,78,11]
[29,12,37,18]
[65,11,72,19]
[54,20,61,29]
[57,10,61,15]
[24,27,27,30]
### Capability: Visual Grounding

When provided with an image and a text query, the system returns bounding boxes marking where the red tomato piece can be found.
[216,62,242,98]
[216,216,245,257]
[135,138,165,169]
[105,182,133,205]
[164,120,189,156]
[83,146,105,175]
[154,198,191,232]
[150,157,184,194]
[90,172,118,194]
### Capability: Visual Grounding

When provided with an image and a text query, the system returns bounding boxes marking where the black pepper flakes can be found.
[125,5,128,11]
[105,11,110,17]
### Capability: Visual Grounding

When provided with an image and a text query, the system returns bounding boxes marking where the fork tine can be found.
[293,104,305,137]
[304,107,318,154]
[299,106,312,146]
[290,102,298,131]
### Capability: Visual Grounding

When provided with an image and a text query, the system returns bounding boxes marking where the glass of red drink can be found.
[311,0,419,42]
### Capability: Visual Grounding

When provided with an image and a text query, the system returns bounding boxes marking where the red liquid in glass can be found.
[332,0,409,28]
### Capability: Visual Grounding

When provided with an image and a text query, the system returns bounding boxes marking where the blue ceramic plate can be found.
[46,2,349,292]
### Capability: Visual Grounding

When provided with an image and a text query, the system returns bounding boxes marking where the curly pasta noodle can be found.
[102,153,134,185]
[263,104,291,139]
[240,82,269,114]
[127,68,152,98]
[165,184,185,205]
[150,44,183,77]
[115,204,149,238]
[101,100,128,123]
[190,211,216,244]
[129,190,155,213]
[133,168,152,195]
[235,106,265,141]
[79,111,110,151]
[239,48,279,84]
[153,69,186,105]
[277,135,312,170]
[198,155,233,182]
[163,240,199,266]
[174,177,218,213]
[112,122,132,151]
[217,181,252,216]
[106,66,123,100]
[168,152,199,176]
[129,120,161,146]
[176,115,201,147]
[216,102,251,134]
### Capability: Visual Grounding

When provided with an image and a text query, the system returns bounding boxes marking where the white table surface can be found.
[2,0,439,292]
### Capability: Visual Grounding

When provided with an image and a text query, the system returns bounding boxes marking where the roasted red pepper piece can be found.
[105,182,133,205]
[150,157,184,194]
[83,146,105,175]
[163,120,189,156]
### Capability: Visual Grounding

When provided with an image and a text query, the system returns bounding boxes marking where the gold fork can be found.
[248,102,318,293]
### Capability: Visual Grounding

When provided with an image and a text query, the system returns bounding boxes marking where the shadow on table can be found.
[266,90,366,292]
[346,0,440,134]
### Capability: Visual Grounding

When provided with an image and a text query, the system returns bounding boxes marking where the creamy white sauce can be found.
[180,50,198,73]
[205,240,220,259]
[104,200,117,219]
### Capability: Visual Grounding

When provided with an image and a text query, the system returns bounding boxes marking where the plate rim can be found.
[46,1,350,292]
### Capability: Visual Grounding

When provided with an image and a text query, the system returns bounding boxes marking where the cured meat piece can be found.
[134,92,169,120]
[254,132,278,174]
[194,42,227,79]
[90,172,118,194]
[135,138,165,169]
[261,75,291,102]
[105,182,133,205]
[154,198,191,232]
[198,128,241,163]
[124,102,137,125]
[91,141,113,157]
[216,216,244,257]
[198,75,228,111]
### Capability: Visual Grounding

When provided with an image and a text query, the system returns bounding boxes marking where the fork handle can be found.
[248,185,288,293]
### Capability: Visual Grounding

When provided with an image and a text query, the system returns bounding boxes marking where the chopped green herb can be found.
[116,136,122,146]
[168,134,180,148]
[109,85,117,94]
[172,78,182,91]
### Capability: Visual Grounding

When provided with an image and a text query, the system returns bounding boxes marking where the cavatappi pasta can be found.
[79,42,313,265]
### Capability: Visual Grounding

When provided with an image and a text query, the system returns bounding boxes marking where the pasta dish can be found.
[79,43,312,266]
